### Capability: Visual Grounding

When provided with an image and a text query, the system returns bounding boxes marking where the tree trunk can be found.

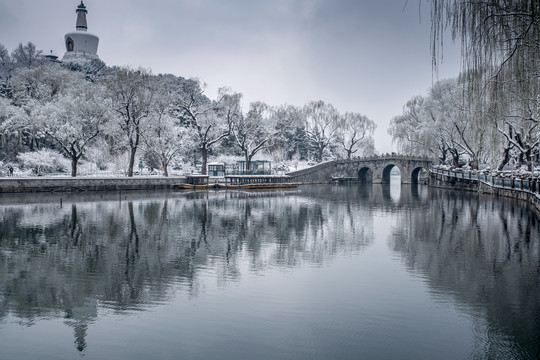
[244,152,252,174]
[497,145,511,171]
[317,145,324,163]
[128,146,137,177]
[471,157,478,170]
[526,148,533,172]
[450,148,460,168]
[71,155,79,177]
[162,154,169,177]
[201,147,208,175]
[439,146,447,165]
[518,152,525,169]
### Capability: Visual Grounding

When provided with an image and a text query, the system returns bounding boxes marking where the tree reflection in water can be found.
[389,188,540,359]
[0,187,374,352]
[1,185,538,358]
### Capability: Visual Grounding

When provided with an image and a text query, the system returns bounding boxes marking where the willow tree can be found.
[431,0,540,81]
[430,0,540,170]
[337,112,376,160]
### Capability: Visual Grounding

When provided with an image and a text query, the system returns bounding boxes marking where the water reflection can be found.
[389,189,540,359]
[0,188,374,352]
[0,185,538,359]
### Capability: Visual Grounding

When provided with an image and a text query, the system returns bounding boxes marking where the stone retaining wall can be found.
[478,181,540,213]
[0,176,187,193]
[429,171,540,213]
[429,172,478,192]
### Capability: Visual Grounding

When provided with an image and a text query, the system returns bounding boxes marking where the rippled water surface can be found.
[1,183,539,359]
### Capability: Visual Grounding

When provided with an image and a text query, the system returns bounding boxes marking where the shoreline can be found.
[0,176,187,193]
[3,171,540,216]
[429,169,540,214]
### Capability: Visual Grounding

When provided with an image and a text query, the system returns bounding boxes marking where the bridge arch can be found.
[410,166,427,184]
[358,166,373,183]
[381,164,403,184]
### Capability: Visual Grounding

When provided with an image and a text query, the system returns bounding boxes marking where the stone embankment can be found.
[430,167,540,212]
[0,176,187,193]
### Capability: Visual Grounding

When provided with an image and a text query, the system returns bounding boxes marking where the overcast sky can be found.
[0,0,461,153]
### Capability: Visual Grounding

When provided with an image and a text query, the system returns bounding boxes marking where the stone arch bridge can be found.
[287,155,434,184]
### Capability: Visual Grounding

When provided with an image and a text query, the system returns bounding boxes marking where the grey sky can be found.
[0,0,461,153]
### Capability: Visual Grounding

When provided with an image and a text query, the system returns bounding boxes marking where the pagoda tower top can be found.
[75,2,88,31]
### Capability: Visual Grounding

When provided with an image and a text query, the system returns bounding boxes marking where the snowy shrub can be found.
[77,161,99,176]
[17,149,70,176]
[85,139,113,171]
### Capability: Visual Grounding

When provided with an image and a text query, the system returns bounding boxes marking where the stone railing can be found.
[430,167,540,193]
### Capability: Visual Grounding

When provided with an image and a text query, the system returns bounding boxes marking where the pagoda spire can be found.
[76,1,88,31]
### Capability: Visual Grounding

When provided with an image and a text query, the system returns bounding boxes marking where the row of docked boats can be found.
[178,175,300,190]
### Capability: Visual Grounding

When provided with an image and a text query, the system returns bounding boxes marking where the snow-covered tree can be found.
[0,43,13,97]
[231,101,292,172]
[428,78,488,168]
[37,78,112,176]
[431,1,540,89]
[104,67,156,177]
[390,77,492,168]
[303,100,340,163]
[495,101,540,171]
[175,79,241,175]
[0,44,11,74]
[4,65,79,153]
[10,42,44,70]
[267,104,306,161]
[430,0,540,170]
[389,96,429,155]
[337,112,376,159]
[141,81,193,176]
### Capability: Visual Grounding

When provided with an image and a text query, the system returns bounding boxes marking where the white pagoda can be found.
[62,1,100,64]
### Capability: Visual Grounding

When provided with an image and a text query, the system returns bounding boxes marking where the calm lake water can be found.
[0,182,539,360]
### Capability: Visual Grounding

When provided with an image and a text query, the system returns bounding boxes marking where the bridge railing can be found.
[286,160,335,178]
[340,154,434,162]
[430,167,540,195]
